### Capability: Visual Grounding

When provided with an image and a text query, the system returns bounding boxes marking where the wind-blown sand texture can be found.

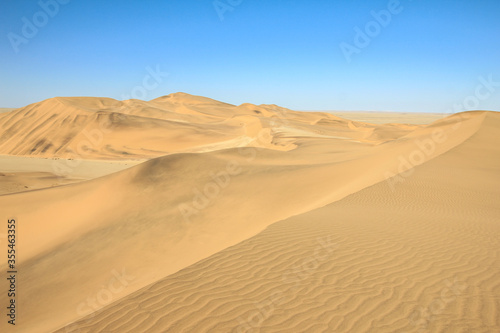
[0,93,498,333]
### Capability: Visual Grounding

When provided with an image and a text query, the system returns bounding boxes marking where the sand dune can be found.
[326,111,449,125]
[0,94,498,333]
[0,93,354,160]
[0,95,241,159]
[0,93,426,161]
[0,108,16,114]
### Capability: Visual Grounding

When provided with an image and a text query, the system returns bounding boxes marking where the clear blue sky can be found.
[1,0,499,112]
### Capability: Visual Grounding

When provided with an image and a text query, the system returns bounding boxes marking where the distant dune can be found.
[324,111,449,125]
[0,93,498,332]
[0,93,366,159]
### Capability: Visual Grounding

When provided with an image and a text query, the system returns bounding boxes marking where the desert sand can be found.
[324,111,449,125]
[0,108,16,114]
[0,93,498,332]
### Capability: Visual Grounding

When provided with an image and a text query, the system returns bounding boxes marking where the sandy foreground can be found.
[0,93,499,333]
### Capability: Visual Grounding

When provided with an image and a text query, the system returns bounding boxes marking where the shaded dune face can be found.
[0,93,498,333]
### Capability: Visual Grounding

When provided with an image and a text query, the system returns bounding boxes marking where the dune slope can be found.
[0,93,497,333]
[55,112,500,333]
